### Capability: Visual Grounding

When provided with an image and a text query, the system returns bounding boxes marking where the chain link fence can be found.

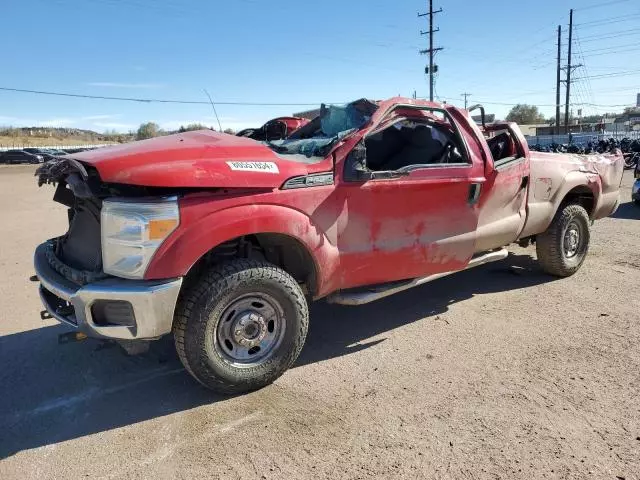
[526,131,640,147]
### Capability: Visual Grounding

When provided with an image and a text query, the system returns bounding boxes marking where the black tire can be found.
[536,203,590,277]
[173,259,309,394]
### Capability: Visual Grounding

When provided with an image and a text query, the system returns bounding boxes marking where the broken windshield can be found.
[266,99,379,157]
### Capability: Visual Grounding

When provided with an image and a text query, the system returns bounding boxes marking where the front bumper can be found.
[632,179,640,203]
[34,242,182,340]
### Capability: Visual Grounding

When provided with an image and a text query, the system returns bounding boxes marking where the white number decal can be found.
[226,161,279,173]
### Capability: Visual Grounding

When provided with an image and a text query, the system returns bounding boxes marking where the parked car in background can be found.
[62,147,94,154]
[0,149,43,164]
[236,116,310,141]
[42,148,67,156]
[22,148,48,156]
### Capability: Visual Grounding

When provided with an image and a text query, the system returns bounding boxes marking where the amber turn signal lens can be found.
[149,219,179,240]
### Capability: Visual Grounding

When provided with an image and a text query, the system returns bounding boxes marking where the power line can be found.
[575,0,633,11]
[577,28,640,42]
[575,13,633,25]
[575,13,640,29]
[581,46,640,57]
[579,41,640,54]
[0,87,347,106]
[573,32,597,117]
[573,69,640,80]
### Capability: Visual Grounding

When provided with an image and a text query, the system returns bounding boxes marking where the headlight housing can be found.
[101,197,180,279]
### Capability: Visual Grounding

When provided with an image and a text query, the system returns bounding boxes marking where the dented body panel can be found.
[42,97,623,302]
[519,151,623,238]
[70,130,330,188]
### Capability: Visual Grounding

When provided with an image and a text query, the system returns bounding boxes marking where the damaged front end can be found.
[34,157,183,341]
[37,159,106,285]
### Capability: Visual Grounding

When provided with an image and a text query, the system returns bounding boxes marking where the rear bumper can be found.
[34,242,182,340]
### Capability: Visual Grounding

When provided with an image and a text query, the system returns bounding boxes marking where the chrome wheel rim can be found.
[215,293,285,366]
[563,220,582,258]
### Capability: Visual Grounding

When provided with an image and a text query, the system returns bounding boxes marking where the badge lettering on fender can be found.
[226,161,279,174]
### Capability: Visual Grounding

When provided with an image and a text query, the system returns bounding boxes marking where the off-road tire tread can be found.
[536,203,590,277]
[173,259,308,394]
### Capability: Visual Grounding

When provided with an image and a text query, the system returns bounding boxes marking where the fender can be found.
[145,202,341,298]
[550,170,601,218]
[520,170,601,238]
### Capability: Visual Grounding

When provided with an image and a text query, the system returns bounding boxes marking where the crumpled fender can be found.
[551,169,601,213]
[144,202,341,298]
[523,169,601,238]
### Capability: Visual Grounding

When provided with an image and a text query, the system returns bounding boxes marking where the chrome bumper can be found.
[34,242,182,340]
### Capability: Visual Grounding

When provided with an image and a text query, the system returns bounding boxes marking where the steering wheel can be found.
[430,141,453,164]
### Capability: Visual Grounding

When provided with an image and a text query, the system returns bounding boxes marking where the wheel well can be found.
[182,233,318,296]
[561,186,595,217]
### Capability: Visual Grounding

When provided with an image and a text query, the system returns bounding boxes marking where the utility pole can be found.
[419,0,443,102]
[562,9,583,135]
[461,93,472,109]
[555,25,562,135]
[564,9,574,134]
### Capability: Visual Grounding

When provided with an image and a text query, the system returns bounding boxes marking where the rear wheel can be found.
[173,259,309,394]
[536,203,590,277]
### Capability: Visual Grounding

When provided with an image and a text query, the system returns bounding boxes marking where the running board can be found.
[327,248,509,306]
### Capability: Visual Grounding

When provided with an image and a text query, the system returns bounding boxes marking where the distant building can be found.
[520,124,551,136]
[637,93,640,107]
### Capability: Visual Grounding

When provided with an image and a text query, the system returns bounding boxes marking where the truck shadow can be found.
[298,252,553,367]
[0,252,553,458]
[610,201,640,220]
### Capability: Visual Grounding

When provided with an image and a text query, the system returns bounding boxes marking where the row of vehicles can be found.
[0,147,95,164]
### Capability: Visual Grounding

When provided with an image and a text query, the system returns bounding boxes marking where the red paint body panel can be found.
[145,98,492,296]
[78,97,619,299]
[71,130,323,188]
[146,190,343,297]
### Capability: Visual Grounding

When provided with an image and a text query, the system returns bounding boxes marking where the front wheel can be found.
[173,259,309,394]
[536,204,591,277]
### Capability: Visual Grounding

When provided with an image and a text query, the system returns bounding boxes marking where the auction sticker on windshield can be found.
[226,161,279,173]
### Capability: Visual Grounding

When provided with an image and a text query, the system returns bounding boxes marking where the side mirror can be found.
[344,142,373,181]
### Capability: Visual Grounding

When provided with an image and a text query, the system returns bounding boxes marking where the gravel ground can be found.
[0,165,638,480]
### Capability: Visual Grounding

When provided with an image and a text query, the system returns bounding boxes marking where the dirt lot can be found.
[0,165,638,480]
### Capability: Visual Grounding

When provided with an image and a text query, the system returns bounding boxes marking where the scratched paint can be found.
[52,97,623,299]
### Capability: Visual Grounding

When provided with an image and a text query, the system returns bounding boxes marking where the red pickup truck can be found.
[34,97,623,394]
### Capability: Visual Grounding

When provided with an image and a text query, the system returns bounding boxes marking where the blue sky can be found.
[1,0,639,132]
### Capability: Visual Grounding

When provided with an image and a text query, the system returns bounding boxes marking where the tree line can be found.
[136,122,236,140]
[505,104,640,126]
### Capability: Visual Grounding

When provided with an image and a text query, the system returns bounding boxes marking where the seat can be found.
[487,132,516,161]
[366,127,405,170]
[384,125,444,170]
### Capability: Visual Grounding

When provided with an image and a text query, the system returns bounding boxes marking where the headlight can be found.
[101,197,179,279]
